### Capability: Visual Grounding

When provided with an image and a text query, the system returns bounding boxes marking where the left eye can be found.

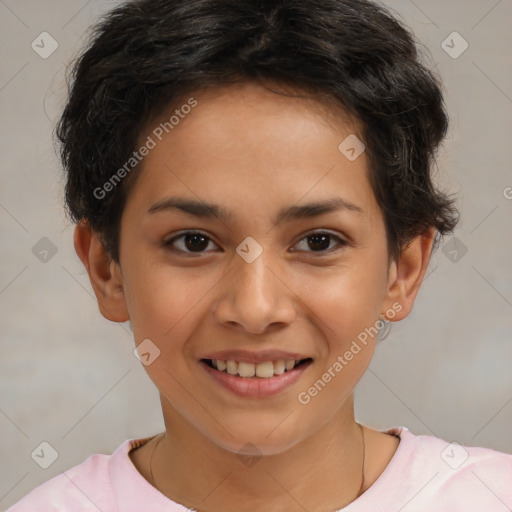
[293,231,347,253]
[164,230,347,254]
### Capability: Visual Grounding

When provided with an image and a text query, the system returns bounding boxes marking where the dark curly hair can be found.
[56,0,459,263]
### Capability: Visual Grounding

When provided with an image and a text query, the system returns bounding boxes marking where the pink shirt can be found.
[6,426,512,511]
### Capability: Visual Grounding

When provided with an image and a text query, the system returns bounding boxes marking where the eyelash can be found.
[163,230,348,256]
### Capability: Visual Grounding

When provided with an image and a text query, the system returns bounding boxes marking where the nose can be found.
[213,249,297,335]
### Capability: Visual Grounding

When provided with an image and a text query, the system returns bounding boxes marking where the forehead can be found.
[125,81,380,227]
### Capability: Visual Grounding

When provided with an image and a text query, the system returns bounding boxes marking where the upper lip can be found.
[201,349,311,364]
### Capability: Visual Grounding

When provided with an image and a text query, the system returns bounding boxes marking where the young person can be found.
[8,0,511,510]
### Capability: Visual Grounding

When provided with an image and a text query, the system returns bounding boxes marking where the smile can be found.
[199,358,313,398]
[203,358,311,378]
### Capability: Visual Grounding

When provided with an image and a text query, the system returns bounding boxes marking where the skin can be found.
[74,81,435,512]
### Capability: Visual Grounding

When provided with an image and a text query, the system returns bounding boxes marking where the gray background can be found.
[1,0,511,509]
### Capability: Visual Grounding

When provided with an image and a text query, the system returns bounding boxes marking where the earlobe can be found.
[383,227,436,322]
[73,220,130,323]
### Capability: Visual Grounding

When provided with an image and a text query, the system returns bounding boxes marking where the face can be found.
[116,82,398,455]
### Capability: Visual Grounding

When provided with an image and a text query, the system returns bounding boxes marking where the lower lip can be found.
[199,360,312,398]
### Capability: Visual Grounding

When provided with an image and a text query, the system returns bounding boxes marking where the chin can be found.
[207,423,306,458]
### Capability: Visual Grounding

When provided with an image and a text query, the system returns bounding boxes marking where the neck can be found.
[149,394,366,512]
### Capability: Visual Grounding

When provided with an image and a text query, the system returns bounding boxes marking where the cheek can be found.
[124,261,207,396]
[291,246,388,389]
[122,256,231,375]
[121,254,197,342]
[301,260,386,337]
[292,266,383,413]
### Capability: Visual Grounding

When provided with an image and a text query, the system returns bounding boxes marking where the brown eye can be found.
[293,231,347,254]
[165,231,217,253]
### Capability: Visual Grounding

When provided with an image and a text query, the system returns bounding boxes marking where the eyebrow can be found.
[147,196,364,224]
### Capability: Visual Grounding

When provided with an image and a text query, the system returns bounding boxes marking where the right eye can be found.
[163,231,220,255]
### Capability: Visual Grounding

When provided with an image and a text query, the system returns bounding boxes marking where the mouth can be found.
[199,357,313,398]
[200,357,312,378]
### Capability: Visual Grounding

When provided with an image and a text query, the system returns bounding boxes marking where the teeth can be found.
[285,359,296,371]
[273,360,286,375]
[226,360,238,375]
[210,358,305,378]
[238,362,255,377]
[255,361,274,378]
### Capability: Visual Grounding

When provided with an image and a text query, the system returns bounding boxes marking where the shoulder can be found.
[387,426,512,509]
[5,440,136,512]
[405,426,512,474]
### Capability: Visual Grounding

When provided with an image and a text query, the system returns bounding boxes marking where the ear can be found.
[73,220,130,323]
[382,227,436,322]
